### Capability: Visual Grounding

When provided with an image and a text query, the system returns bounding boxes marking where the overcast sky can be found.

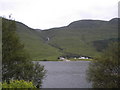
[0,0,119,29]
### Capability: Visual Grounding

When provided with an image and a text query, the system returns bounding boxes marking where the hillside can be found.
[39,18,118,58]
[0,18,119,61]
[15,21,62,61]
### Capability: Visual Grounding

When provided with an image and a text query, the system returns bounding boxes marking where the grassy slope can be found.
[1,18,118,61]
[16,22,62,60]
[40,19,118,58]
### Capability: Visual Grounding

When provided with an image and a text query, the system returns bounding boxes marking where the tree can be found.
[2,18,46,87]
[87,42,120,88]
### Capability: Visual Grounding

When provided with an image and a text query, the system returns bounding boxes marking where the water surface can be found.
[38,61,92,88]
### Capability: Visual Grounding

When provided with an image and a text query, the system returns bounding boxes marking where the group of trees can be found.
[2,18,46,88]
[87,42,119,88]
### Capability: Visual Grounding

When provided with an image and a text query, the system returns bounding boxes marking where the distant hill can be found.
[0,18,119,60]
[15,21,62,61]
[39,18,119,58]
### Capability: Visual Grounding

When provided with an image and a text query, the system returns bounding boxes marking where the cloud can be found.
[118,1,120,18]
[0,0,119,29]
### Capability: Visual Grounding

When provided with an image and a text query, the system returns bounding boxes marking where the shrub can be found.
[2,80,36,88]
[0,83,2,89]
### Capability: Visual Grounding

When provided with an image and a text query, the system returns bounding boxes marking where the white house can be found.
[85,57,89,59]
[59,57,65,60]
[78,56,88,59]
[74,57,77,59]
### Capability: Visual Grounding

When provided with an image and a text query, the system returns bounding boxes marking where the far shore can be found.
[33,59,93,62]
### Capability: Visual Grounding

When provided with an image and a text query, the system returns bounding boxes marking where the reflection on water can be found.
[38,61,92,88]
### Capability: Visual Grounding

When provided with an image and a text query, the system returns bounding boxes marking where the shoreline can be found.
[33,59,93,62]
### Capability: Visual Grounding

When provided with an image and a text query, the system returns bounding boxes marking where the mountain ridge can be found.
[43,18,118,30]
[36,18,118,60]
[0,17,119,60]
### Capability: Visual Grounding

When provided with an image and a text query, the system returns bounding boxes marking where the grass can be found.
[1,18,118,61]
[33,58,93,61]
[17,19,118,61]
[16,22,62,60]
[69,58,93,61]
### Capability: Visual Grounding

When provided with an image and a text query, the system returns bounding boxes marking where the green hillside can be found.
[16,22,62,61]
[0,18,119,61]
[39,18,118,58]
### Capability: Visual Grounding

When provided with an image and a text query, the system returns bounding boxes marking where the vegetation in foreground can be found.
[2,80,36,88]
[87,42,119,88]
[2,18,46,88]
